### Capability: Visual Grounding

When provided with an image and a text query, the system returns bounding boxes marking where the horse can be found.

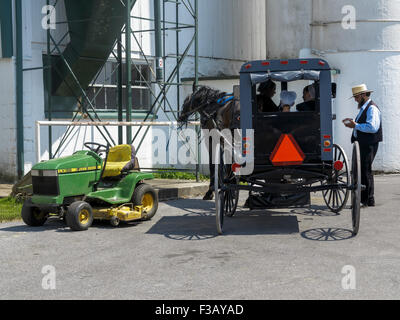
[178,86,240,200]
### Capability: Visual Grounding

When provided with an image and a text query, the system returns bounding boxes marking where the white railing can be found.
[35,120,200,163]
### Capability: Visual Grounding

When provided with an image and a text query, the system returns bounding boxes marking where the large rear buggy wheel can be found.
[351,141,361,236]
[322,144,351,214]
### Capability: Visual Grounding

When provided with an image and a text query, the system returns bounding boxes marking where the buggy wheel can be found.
[224,176,239,217]
[219,159,239,218]
[322,144,350,214]
[216,189,224,235]
[351,142,361,236]
[214,145,225,235]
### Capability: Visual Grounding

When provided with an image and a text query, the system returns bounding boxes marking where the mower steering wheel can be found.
[84,142,109,155]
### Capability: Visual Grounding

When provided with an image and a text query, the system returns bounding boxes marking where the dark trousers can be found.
[359,142,379,204]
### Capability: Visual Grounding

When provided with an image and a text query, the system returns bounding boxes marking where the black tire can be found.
[110,216,120,227]
[216,189,224,235]
[351,142,361,236]
[322,144,351,214]
[217,142,240,218]
[223,169,239,218]
[215,143,229,234]
[132,184,158,221]
[21,199,47,227]
[66,201,93,231]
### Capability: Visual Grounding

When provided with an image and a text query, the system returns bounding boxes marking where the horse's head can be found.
[178,86,225,125]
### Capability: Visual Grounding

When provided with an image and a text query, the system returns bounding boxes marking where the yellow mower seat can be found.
[102,144,137,178]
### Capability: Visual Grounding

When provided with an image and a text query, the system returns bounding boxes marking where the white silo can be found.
[266,0,400,172]
[311,0,400,172]
[266,0,313,59]
[160,0,267,171]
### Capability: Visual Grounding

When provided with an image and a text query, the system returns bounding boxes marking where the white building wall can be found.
[267,0,400,172]
[0,58,17,182]
[0,0,266,180]
[157,0,266,172]
[312,0,400,172]
[266,0,312,59]
[20,0,154,174]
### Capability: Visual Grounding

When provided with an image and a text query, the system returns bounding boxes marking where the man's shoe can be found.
[360,203,369,208]
[367,200,375,207]
[203,190,214,201]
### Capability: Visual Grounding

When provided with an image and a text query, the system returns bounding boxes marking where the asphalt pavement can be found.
[0,174,399,300]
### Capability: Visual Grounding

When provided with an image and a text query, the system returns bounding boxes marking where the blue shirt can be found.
[353,99,381,138]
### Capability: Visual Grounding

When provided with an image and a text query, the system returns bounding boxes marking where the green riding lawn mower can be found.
[21,142,158,231]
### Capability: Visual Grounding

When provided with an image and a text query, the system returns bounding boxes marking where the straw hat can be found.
[350,84,373,98]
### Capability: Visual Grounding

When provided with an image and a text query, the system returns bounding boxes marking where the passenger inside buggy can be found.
[245,70,322,209]
[279,90,297,112]
[253,70,320,114]
[296,84,316,112]
[256,80,279,113]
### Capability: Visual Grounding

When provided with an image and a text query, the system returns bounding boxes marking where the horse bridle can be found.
[180,93,225,129]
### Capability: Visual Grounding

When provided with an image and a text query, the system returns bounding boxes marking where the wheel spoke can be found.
[328,189,333,206]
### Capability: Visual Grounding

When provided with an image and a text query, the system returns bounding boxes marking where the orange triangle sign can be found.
[270,134,305,166]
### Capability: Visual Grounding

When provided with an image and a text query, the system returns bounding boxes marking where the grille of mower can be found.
[32,176,59,196]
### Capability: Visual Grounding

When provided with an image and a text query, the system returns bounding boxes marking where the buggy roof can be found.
[240,58,330,74]
[250,70,320,85]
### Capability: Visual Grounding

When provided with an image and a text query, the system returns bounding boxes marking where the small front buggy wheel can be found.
[21,199,47,227]
[322,144,350,214]
[66,201,93,231]
[132,184,158,221]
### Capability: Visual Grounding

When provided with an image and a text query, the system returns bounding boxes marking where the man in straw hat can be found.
[343,84,383,207]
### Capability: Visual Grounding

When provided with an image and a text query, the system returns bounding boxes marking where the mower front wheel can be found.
[21,200,48,227]
[132,184,158,221]
[66,201,93,231]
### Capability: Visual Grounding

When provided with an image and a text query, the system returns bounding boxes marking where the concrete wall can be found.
[0,58,17,182]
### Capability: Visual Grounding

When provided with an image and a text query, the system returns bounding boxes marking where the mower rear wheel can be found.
[66,201,93,231]
[132,184,158,221]
[21,200,47,227]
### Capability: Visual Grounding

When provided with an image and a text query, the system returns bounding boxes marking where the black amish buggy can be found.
[214,58,361,236]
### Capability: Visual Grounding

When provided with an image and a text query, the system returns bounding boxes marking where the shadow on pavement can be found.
[290,205,340,217]
[301,228,354,241]
[147,208,300,240]
[0,218,68,233]
[0,217,142,233]
[164,198,215,216]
